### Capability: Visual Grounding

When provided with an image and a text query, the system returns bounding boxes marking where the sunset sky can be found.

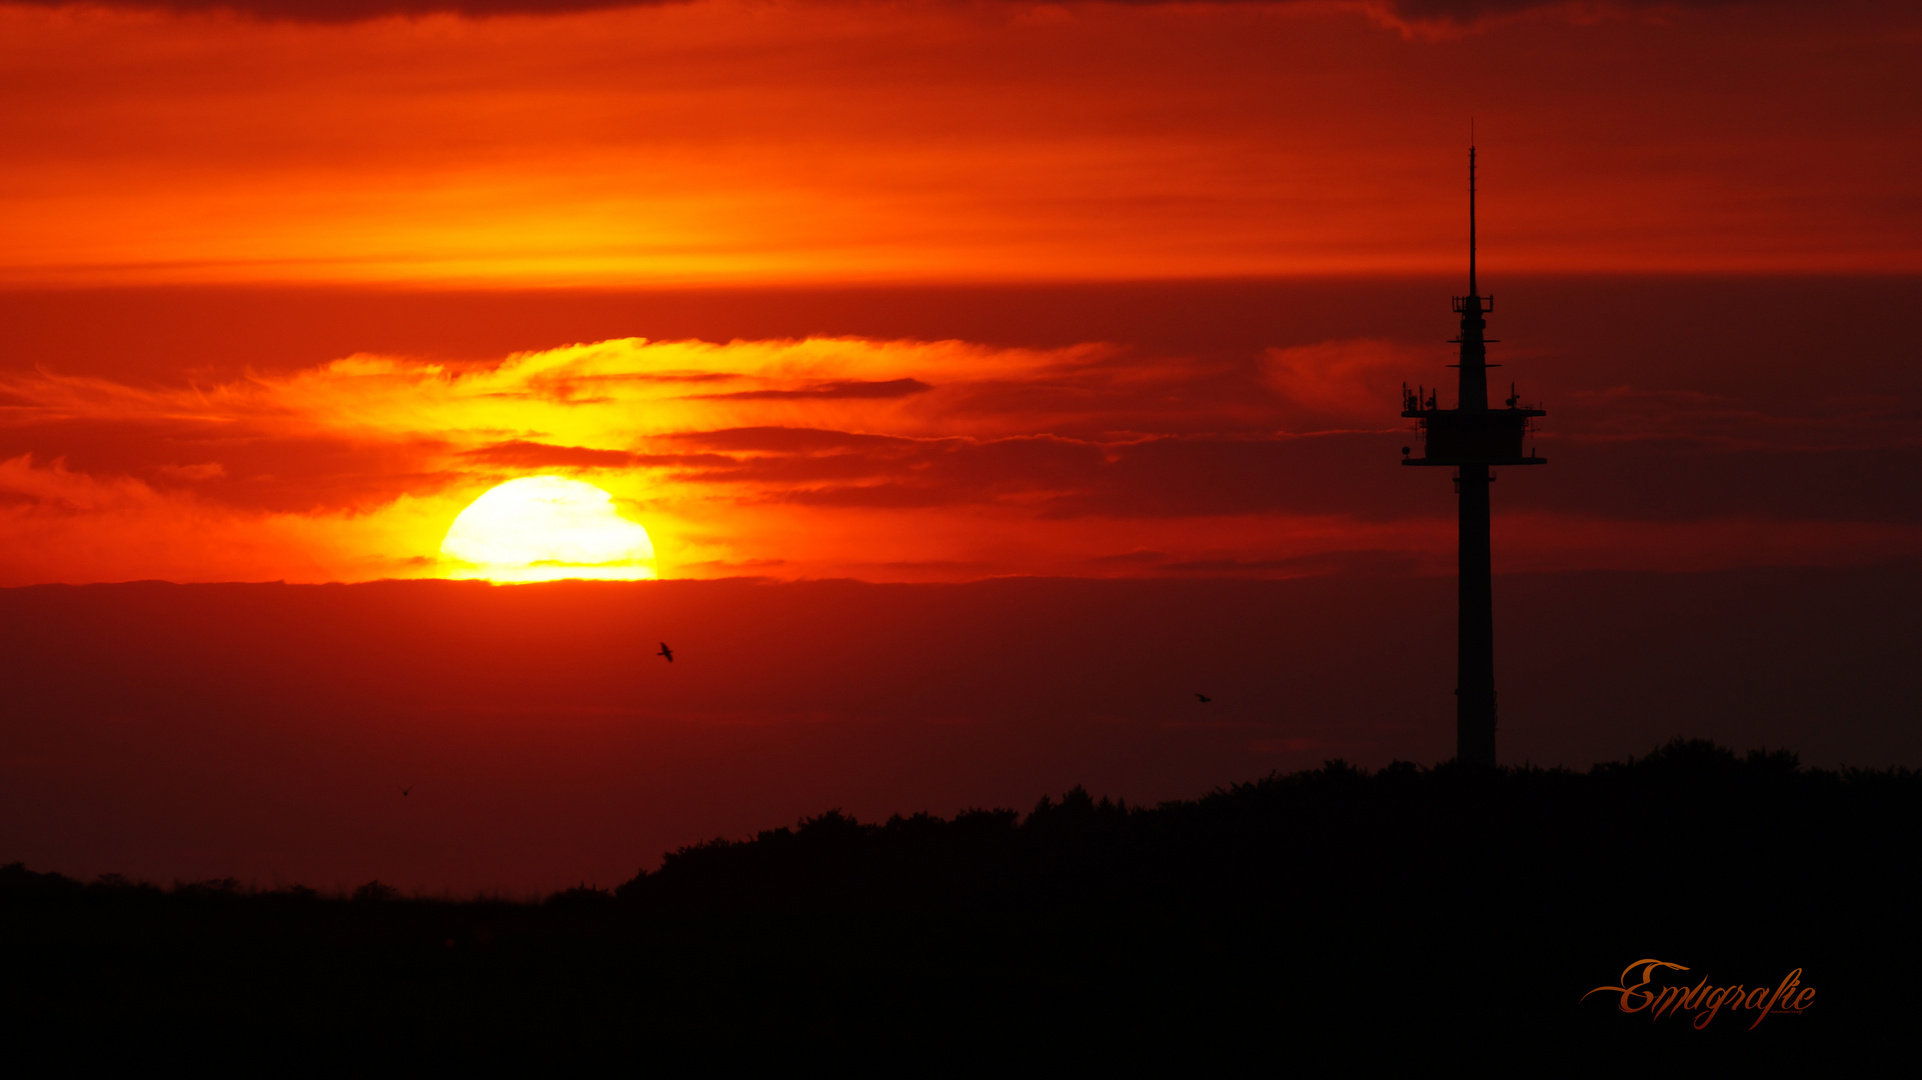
[2,0,1918,587]
[3,0,1919,889]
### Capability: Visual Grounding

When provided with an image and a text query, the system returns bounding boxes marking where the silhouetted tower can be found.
[1400,146,1545,767]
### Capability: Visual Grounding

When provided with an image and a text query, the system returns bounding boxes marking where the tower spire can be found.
[1468,141,1477,298]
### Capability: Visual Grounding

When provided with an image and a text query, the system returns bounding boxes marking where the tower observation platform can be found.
[1400,146,1545,768]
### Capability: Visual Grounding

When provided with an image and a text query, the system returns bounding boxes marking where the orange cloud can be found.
[0,336,1171,581]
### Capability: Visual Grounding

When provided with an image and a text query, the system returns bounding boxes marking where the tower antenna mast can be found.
[1468,138,1477,297]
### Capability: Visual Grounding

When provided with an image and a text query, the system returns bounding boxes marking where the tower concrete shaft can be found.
[1458,459,1495,766]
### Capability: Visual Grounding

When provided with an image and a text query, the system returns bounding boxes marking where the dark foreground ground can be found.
[5,739,1915,1069]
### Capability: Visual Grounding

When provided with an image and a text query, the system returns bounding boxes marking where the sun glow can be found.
[440,476,656,582]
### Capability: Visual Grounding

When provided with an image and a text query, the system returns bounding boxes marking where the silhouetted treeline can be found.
[4,740,1914,1068]
[614,739,1918,920]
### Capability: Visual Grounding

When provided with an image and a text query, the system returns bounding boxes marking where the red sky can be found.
[2,0,1919,888]
[9,569,1918,892]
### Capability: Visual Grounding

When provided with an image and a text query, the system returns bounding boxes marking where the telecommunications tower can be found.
[1400,146,1545,767]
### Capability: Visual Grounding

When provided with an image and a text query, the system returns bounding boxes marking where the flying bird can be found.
[1195,694,1211,704]
[401,787,411,797]
[657,642,674,663]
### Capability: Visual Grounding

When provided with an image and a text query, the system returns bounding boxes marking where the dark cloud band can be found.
[14,0,649,18]
[3,0,1764,27]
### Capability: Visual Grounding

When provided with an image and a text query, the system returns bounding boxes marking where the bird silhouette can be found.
[401,787,411,797]
[1195,694,1211,703]
[657,642,674,663]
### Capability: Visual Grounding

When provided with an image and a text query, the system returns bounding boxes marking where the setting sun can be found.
[440,476,656,582]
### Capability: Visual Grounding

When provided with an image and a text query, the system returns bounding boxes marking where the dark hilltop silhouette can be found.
[4,739,1914,1067]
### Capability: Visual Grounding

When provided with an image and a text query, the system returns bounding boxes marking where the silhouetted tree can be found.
[352,880,401,903]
